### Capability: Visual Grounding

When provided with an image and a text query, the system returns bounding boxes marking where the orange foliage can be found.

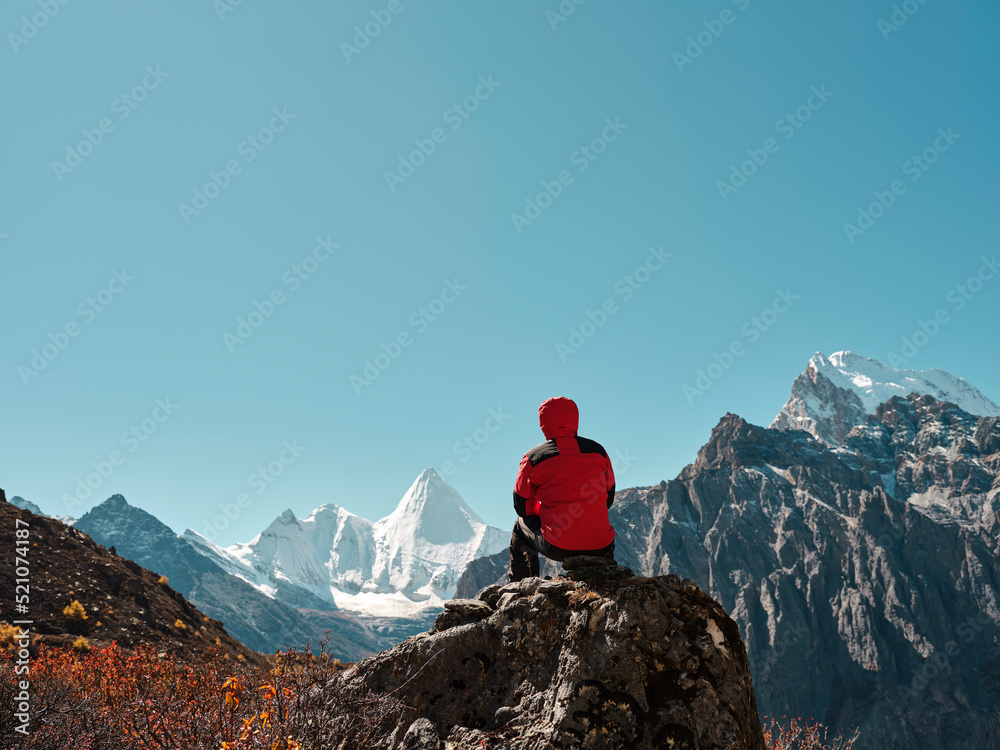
[0,636,403,750]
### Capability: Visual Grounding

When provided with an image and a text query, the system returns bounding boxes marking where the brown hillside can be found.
[0,488,264,668]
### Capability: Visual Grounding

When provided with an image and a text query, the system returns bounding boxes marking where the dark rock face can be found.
[454,549,508,599]
[609,396,1000,750]
[339,568,766,750]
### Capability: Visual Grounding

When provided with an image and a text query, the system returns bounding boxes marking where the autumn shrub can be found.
[72,636,91,653]
[61,599,90,636]
[0,634,404,750]
[62,600,87,621]
[763,716,860,750]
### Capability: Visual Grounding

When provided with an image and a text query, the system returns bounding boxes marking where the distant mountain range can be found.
[18,469,508,661]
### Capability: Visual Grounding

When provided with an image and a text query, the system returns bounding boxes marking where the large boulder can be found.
[336,565,766,749]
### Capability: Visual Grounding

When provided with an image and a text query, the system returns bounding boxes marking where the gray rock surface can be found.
[614,396,1000,750]
[337,568,766,750]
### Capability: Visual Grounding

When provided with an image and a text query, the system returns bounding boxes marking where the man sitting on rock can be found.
[509,396,616,582]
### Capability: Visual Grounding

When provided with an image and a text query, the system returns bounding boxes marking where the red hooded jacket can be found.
[513,397,616,550]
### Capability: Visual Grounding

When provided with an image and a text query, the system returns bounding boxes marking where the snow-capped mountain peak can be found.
[772,351,1000,445]
[380,467,485,546]
[182,469,508,617]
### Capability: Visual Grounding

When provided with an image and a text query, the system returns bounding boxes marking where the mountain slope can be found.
[771,351,1000,446]
[9,495,44,516]
[0,489,261,666]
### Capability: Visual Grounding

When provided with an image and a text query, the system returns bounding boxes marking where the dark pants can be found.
[508,515,615,582]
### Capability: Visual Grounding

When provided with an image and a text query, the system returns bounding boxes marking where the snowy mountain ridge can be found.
[771,351,1000,446]
[183,468,508,617]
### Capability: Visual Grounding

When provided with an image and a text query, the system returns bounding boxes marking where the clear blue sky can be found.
[2,0,997,543]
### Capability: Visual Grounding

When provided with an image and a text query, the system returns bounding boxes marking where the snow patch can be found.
[706,617,729,656]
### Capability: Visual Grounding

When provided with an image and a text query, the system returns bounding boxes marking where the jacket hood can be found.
[539,397,579,439]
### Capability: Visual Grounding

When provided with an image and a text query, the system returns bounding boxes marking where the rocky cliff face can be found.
[338,563,766,750]
[614,396,1000,750]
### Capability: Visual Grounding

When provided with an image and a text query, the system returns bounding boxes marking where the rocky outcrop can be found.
[454,549,508,599]
[337,563,766,750]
